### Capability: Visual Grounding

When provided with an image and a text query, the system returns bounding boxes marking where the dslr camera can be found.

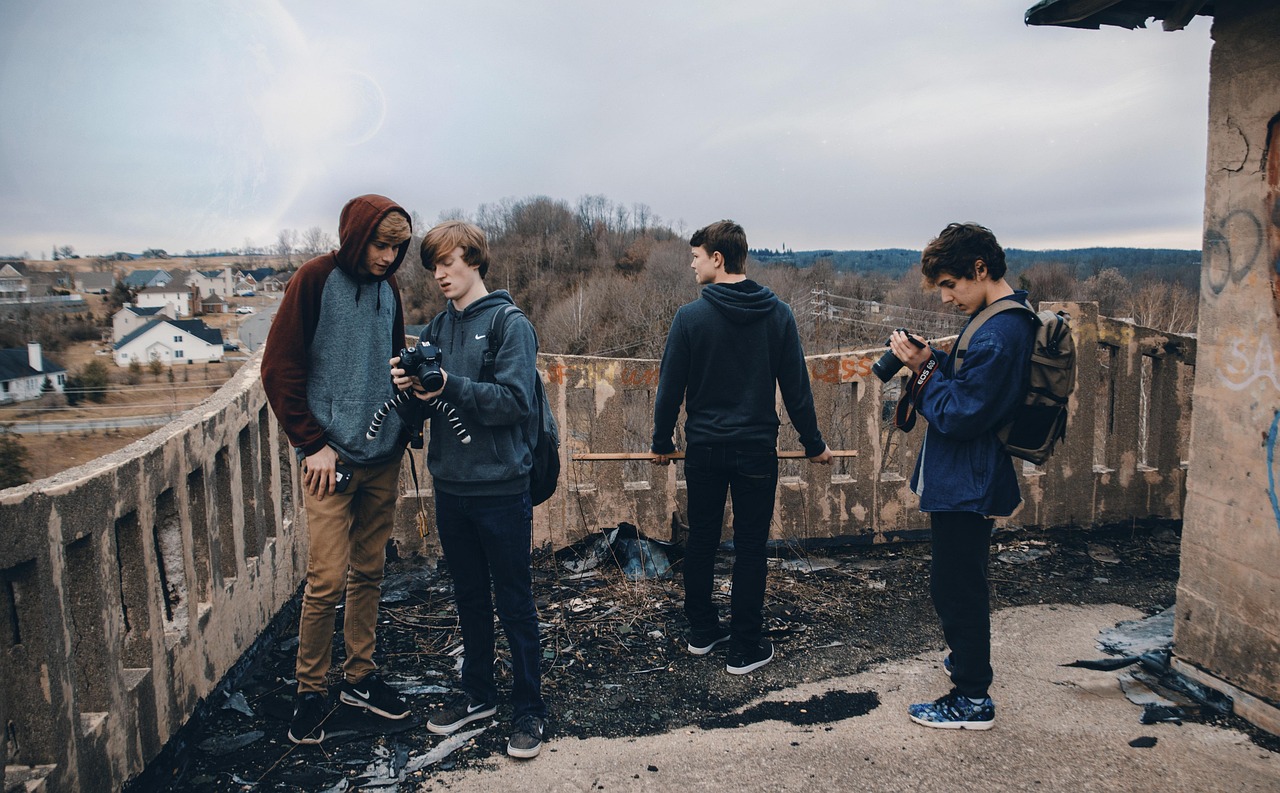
[397,331,444,392]
[872,328,926,383]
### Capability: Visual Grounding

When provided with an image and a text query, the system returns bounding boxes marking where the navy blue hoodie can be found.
[652,280,825,456]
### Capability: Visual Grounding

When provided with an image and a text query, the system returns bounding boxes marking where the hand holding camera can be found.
[393,339,446,397]
[873,328,929,382]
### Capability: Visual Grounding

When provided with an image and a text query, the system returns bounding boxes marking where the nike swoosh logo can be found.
[474,334,486,340]
[352,688,370,699]
[467,703,486,713]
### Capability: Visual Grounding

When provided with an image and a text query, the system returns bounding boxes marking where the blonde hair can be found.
[374,211,412,245]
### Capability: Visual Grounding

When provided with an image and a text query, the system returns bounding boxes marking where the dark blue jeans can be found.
[929,511,995,699]
[435,490,547,720]
[682,442,778,651]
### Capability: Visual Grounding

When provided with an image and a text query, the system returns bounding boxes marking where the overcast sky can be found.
[0,1,1214,258]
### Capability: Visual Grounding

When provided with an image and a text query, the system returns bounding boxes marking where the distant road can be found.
[8,413,178,434]
[237,298,279,352]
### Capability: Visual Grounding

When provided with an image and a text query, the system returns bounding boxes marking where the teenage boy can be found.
[651,220,832,675]
[886,222,1036,730]
[391,220,549,759]
[262,194,414,744]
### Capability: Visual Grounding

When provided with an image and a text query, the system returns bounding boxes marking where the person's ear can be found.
[712,251,725,269]
[974,259,987,280]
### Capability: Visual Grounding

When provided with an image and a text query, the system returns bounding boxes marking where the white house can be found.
[112,304,171,342]
[188,267,234,299]
[113,319,224,367]
[0,343,66,403]
[135,273,193,317]
[0,264,29,299]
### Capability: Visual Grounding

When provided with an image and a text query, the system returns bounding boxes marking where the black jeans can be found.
[435,490,547,720]
[930,510,995,699]
[682,442,778,651]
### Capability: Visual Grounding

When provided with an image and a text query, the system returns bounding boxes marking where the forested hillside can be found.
[392,195,1201,357]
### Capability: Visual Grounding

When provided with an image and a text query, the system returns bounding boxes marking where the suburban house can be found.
[241,267,283,292]
[121,269,173,291]
[111,305,170,343]
[135,273,193,318]
[188,267,234,299]
[232,271,258,296]
[73,271,115,295]
[0,264,28,299]
[200,293,229,315]
[113,318,224,366]
[0,342,66,403]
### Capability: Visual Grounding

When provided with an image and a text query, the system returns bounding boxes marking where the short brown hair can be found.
[420,220,490,278]
[920,223,1006,284]
[374,211,411,246]
[690,220,748,274]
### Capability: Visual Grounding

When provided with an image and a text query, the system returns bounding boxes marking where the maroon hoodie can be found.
[261,194,412,462]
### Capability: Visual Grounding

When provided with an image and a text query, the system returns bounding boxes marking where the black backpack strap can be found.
[481,304,536,383]
[955,300,1037,372]
[425,310,446,345]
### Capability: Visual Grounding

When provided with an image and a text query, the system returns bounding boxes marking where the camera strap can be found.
[893,356,938,432]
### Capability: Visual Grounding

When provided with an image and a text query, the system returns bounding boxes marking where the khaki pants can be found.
[295,456,402,693]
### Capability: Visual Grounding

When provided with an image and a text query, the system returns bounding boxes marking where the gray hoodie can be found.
[425,290,539,496]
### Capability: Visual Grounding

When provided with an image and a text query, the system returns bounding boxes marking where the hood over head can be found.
[335,194,412,283]
[700,279,779,325]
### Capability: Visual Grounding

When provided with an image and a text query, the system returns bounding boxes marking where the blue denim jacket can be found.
[909,292,1036,517]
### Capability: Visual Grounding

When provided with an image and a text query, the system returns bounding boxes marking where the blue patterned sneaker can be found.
[908,690,995,730]
[943,653,954,679]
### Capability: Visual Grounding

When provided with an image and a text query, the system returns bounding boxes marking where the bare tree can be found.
[299,226,335,258]
[1016,262,1077,304]
[276,228,298,268]
[1128,281,1198,333]
[1078,267,1129,317]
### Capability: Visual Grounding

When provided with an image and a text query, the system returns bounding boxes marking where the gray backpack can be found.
[957,302,1075,465]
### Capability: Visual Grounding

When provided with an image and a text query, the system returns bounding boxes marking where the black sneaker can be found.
[288,692,329,744]
[726,640,774,675]
[427,693,498,735]
[339,673,410,720]
[687,625,731,656]
[507,714,547,759]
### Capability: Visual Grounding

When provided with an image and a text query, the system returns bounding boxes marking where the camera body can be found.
[397,335,444,392]
[872,328,927,383]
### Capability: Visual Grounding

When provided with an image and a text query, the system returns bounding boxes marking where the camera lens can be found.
[871,349,904,383]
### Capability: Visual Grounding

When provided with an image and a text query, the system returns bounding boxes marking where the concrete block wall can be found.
[0,358,307,793]
[1176,0,1280,708]
[387,303,1195,553]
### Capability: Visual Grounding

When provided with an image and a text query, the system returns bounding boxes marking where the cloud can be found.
[0,1,1212,256]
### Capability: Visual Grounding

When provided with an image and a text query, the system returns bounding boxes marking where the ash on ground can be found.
[134,519,1270,792]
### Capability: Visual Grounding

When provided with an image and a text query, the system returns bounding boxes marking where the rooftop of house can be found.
[0,348,66,380]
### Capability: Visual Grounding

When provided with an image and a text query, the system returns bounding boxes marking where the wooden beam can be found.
[571,450,858,461]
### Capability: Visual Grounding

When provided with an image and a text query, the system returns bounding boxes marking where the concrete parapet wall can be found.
[0,357,306,793]
[387,303,1194,553]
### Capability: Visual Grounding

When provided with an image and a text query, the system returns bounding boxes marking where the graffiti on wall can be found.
[1270,411,1280,534]
[1218,334,1280,391]
[1204,115,1280,317]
